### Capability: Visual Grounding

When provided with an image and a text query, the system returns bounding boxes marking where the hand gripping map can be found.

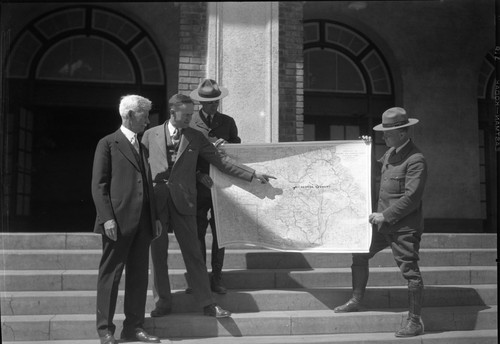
[210,140,372,253]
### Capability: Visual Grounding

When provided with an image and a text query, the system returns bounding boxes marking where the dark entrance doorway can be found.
[21,106,119,232]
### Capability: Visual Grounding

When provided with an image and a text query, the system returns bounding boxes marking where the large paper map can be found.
[210,141,372,253]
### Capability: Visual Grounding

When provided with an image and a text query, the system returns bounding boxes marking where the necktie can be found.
[131,134,140,153]
[172,128,180,141]
[206,115,212,128]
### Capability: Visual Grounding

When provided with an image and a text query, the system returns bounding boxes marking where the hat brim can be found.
[373,118,419,131]
[190,87,229,102]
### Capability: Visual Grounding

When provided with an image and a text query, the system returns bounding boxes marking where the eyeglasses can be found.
[201,100,220,105]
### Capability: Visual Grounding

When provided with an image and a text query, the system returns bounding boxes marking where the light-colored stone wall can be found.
[304,0,494,221]
[205,2,280,143]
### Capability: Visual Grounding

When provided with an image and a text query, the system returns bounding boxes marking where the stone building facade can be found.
[0,1,496,233]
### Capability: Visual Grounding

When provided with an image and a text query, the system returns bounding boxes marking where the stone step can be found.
[1,266,496,292]
[1,248,496,270]
[1,285,496,316]
[1,306,496,341]
[1,233,497,250]
[2,330,499,344]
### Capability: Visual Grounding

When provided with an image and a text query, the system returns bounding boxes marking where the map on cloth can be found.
[210,141,372,253]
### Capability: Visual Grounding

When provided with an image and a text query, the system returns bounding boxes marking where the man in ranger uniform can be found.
[334,107,428,338]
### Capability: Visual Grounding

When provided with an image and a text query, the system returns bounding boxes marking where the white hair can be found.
[119,95,152,118]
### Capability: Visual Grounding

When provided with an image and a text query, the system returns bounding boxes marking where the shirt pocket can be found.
[387,173,406,194]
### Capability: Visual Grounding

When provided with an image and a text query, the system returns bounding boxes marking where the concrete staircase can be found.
[1,232,497,344]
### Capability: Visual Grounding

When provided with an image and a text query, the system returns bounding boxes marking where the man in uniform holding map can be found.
[334,107,427,338]
[188,79,241,294]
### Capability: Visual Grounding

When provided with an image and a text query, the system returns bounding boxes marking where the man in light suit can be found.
[334,107,428,338]
[91,95,162,344]
[188,79,241,294]
[142,93,274,318]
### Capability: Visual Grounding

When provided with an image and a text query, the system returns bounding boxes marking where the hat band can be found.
[198,90,221,98]
[383,119,409,128]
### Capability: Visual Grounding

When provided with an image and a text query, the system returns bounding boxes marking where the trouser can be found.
[196,184,225,274]
[351,228,424,314]
[151,186,214,308]
[150,222,172,310]
[96,208,152,337]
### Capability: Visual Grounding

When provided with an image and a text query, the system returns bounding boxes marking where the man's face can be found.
[129,109,150,133]
[200,100,219,116]
[382,129,405,148]
[170,103,194,128]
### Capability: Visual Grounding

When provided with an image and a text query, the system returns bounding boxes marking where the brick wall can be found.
[279,2,304,142]
[177,1,305,140]
[177,2,207,98]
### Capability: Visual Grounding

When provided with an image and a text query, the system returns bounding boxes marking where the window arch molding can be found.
[477,49,495,100]
[5,5,166,86]
[303,19,393,96]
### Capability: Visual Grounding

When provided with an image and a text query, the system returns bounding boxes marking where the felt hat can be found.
[190,79,229,102]
[373,107,419,131]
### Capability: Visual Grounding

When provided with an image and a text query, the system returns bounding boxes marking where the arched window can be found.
[304,20,392,96]
[3,6,167,228]
[6,6,165,85]
[305,48,366,93]
[37,36,135,83]
[303,20,394,162]
[477,49,496,232]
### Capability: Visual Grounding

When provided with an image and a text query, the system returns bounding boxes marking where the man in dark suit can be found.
[142,93,274,318]
[334,107,428,338]
[91,95,162,344]
[188,79,241,294]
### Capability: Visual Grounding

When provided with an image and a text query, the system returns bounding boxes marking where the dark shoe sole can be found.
[211,288,227,294]
[204,312,232,318]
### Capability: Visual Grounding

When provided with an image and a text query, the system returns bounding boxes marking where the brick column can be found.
[279,2,304,142]
[177,2,207,97]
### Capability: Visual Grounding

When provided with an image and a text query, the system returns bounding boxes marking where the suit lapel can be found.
[175,129,190,161]
[154,123,168,159]
[115,129,140,171]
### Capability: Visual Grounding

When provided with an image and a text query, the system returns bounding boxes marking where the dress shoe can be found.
[185,287,193,294]
[150,307,171,317]
[333,297,361,313]
[120,328,160,343]
[99,333,116,344]
[203,303,231,318]
[210,273,227,294]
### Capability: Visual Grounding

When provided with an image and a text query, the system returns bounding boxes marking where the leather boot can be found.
[210,271,227,294]
[334,265,369,313]
[395,286,424,337]
[395,313,424,337]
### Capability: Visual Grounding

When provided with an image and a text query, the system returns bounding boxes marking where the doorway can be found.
[13,106,119,232]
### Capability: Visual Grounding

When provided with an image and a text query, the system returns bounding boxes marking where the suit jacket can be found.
[142,123,254,222]
[91,129,157,237]
[377,140,427,234]
[190,111,241,175]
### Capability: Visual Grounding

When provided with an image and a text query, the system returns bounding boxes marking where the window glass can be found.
[37,36,134,83]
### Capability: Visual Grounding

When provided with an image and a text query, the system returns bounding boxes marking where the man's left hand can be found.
[369,212,385,225]
[197,172,213,188]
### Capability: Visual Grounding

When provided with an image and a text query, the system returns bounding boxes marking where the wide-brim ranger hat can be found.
[373,107,419,131]
[190,79,229,102]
